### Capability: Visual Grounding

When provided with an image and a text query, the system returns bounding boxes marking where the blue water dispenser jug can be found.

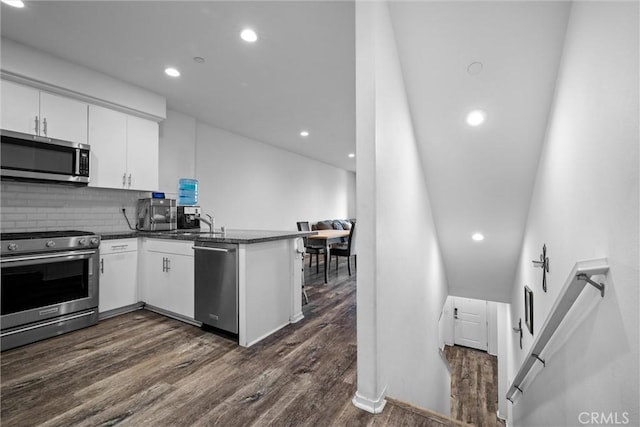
[178,178,198,206]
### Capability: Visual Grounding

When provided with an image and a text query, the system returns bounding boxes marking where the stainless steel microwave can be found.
[0,129,90,185]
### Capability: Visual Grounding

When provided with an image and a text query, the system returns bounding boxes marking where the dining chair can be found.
[296,221,325,273]
[331,221,356,276]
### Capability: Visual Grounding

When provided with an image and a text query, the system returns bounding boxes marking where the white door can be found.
[1,80,40,134]
[453,297,488,351]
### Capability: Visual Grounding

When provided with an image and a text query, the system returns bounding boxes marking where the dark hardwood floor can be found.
[1,254,464,426]
[444,345,505,427]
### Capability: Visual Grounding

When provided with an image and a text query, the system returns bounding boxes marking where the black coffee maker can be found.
[177,206,201,229]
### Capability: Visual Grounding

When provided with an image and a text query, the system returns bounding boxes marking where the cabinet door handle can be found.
[162,257,166,272]
[122,173,126,188]
[35,116,39,134]
[42,117,48,136]
[128,174,132,188]
[100,258,104,274]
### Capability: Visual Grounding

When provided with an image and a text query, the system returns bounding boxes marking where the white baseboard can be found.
[242,321,289,347]
[98,302,143,320]
[352,387,387,414]
[143,304,201,327]
[290,311,304,323]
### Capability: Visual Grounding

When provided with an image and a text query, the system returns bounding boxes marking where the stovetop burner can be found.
[0,230,95,240]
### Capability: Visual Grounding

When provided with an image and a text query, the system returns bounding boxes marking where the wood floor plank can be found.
[2,255,487,426]
[444,344,504,427]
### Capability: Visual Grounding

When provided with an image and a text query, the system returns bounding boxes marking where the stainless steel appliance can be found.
[137,198,176,231]
[0,230,100,350]
[1,129,90,185]
[177,206,201,229]
[194,242,238,335]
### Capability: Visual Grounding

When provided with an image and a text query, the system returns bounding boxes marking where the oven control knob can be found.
[7,242,17,251]
[46,240,56,248]
[90,237,100,246]
[78,238,88,246]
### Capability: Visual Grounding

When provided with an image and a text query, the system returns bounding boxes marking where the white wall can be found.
[497,302,511,422]
[158,110,355,231]
[355,0,450,415]
[440,296,455,347]
[194,122,354,231]
[354,0,383,413]
[1,39,165,119]
[158,109,196,196]
[508,2,639,426]
[487,301,498,356]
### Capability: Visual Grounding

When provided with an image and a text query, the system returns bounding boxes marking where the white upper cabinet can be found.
[39,92,89,144]
[88,104,159,191]
[1,80,88,144]
[88,105,128,189]
[1,80,40,134]
[126,115,159,191]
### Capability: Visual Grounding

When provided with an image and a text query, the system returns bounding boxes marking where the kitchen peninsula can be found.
[101,229,314,347]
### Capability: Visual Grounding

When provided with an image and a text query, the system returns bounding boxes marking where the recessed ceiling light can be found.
[1,0,25,7]
[348,153,355,158]
[164,67,180,77]
[193,57,205,64]
[300,131,309,137]
[466,110,486,126]
[241,29,258,43]
[472,233,485,241]
[467,61,483,76]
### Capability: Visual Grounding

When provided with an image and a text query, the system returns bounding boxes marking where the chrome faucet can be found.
[197,213,215,233]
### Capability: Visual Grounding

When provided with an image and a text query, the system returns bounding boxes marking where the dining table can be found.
[307,229,351,283]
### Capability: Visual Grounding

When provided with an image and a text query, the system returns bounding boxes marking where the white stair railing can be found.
[506,258,609,403]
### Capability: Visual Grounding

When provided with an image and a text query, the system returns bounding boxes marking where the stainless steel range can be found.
[1,230,100,351]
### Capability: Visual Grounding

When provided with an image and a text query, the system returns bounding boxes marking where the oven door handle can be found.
[0,249,97,266]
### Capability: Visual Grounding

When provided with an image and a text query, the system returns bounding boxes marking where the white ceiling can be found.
[0,1,356,171]
[1,1,572,302]
[389,1,571,301]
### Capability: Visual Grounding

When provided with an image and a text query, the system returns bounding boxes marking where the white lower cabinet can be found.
[99,239,138,313]
[140,239,194,319]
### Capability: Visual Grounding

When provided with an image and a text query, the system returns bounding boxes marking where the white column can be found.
[352,0,387,414]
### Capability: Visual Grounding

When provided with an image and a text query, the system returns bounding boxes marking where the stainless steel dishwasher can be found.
[193,242,238,334]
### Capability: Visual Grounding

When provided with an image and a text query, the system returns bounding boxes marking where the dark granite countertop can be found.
[101,229,315,244]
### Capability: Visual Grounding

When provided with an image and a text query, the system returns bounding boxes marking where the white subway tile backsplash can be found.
[36,220,58,227]
[1,213,23,221]
[1,182,144,233]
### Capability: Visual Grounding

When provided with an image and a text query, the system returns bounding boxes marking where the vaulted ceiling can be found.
[1,1,572,302]
[389,1,571,301]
